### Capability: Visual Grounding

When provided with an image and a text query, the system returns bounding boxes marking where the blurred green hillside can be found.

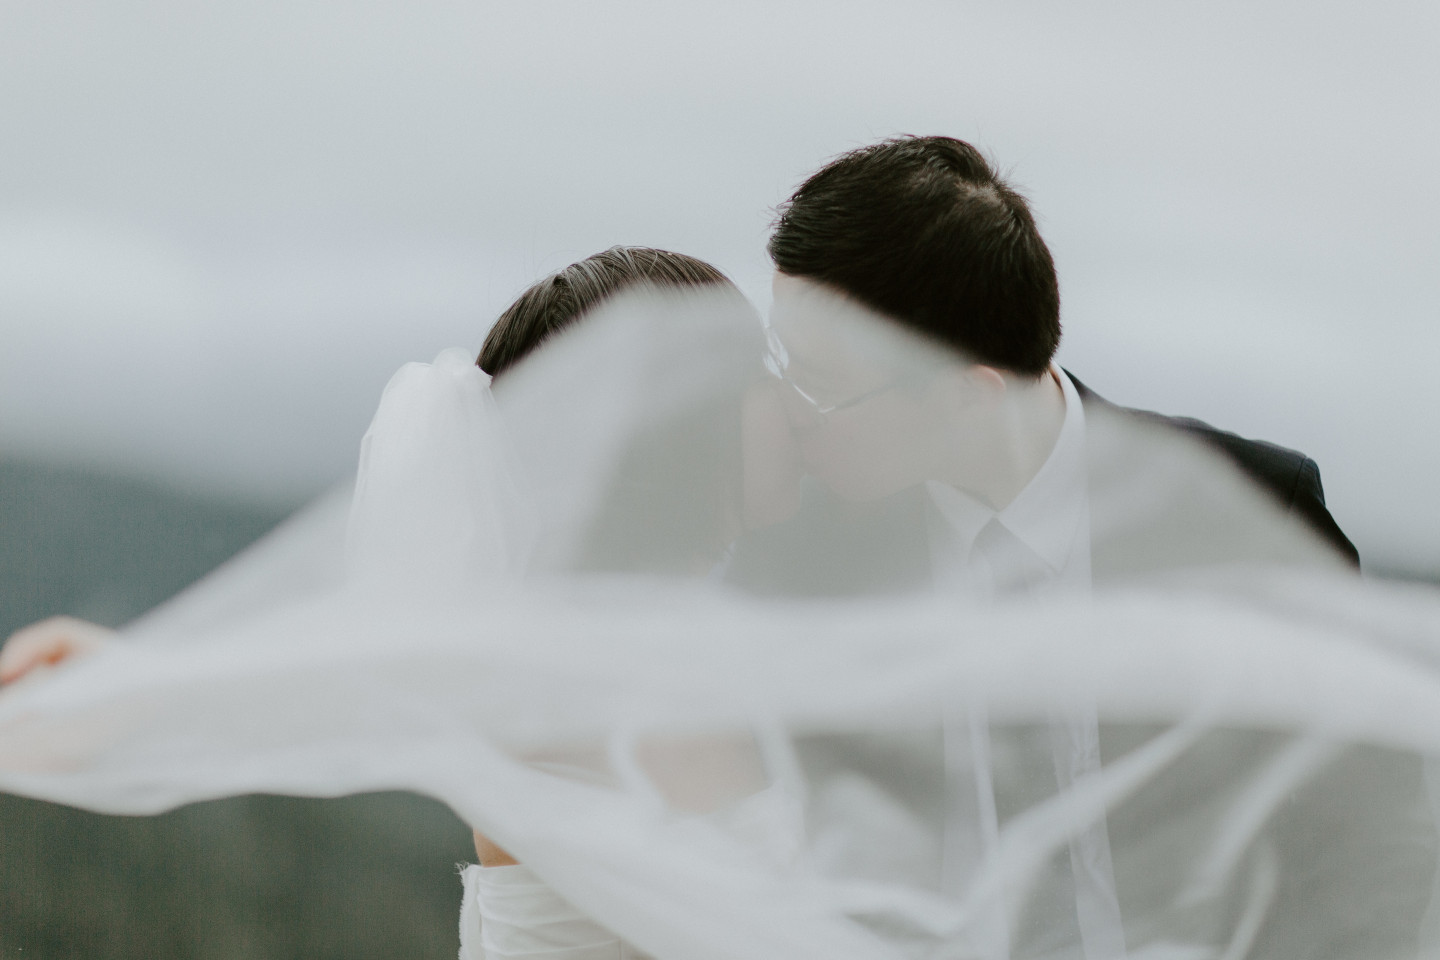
[0,458,474,960]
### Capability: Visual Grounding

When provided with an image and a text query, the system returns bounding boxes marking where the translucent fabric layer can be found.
[1,288,1436,960]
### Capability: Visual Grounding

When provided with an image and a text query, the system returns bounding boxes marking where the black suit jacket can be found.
[1066,373,1358,567]
[729,371,1359,595]
[734,380,1405,959]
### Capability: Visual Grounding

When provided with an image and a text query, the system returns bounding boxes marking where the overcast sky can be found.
[1,0,1436,574]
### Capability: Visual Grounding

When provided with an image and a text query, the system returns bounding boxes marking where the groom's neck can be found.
[944,368,1067,511]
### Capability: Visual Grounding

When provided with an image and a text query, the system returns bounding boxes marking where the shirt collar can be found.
[925,365,1088,572]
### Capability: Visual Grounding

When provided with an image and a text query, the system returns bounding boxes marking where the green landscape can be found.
[0,458,475,959]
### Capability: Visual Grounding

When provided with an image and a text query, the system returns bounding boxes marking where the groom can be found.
[742,134,1356,596]
[737,137,1389,960]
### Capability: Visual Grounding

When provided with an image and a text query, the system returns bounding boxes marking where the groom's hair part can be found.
[479,246,735,378]
[768,136,1060,377]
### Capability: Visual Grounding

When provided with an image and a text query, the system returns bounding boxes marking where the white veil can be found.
[2,287,1438,960]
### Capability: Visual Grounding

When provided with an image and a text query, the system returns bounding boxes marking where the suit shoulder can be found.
[1066,371,1359,566]
[1066,372,1306,501]
[1135,410,1310,503]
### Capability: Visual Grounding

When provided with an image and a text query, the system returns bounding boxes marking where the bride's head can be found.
[473,246,768,576]
[477,246,738,378]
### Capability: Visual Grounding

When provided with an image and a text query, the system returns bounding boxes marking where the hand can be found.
[0,616,115,685]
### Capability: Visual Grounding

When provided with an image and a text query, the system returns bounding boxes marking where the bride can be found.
[4,144,1440,957]
[0,243,757,959]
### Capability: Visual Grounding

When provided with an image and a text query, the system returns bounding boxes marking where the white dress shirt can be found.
[925,367,1125,960]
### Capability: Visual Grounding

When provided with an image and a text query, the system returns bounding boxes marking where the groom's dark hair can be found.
[769,136,1060,376]
[478,246,735,378]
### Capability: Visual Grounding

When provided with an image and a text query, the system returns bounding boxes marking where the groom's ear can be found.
[924,363,1005,413]
[963,364,1008,397]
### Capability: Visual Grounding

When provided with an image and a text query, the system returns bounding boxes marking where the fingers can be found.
[0,616,115,685]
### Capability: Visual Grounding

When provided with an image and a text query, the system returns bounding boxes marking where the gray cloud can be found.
[1,0,1435,571]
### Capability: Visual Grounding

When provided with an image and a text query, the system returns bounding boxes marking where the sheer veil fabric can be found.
[1,288,1438,959]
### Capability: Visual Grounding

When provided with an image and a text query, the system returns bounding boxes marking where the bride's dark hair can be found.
[478,246,736,378]
[476,246,757,575]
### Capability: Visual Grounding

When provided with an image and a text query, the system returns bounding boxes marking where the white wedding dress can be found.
[2,288,1439,960]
